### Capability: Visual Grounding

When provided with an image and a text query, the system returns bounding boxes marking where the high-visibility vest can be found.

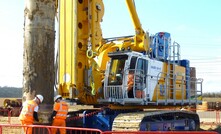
[54,101,68,120]
[19,100,37,123]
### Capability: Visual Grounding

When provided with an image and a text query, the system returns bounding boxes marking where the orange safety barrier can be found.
[0,124,102,134]
[0,124,219,134]
[103,132,218,134]
[0,108,12,124]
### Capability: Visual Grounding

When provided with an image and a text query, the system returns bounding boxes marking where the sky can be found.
[0,0,221,93]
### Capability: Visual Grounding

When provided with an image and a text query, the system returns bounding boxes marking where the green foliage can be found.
[0,86,22,98]
[202,92,221,98]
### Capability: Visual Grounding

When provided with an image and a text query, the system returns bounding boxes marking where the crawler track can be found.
[112,110,200,131]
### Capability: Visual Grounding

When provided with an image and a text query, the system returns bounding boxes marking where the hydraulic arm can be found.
[57,0,104,104]
[125,0,149,52]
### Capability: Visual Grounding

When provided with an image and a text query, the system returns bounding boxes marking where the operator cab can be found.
[98,49,203,106]
[98,51,148,105]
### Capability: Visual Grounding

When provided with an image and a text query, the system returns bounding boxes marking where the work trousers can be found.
[20,120,33,134]
[51,118,66,134]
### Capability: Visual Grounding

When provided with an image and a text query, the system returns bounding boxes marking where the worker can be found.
[19,94,44,134]
[127,72,134,98]
[50,95,69,134]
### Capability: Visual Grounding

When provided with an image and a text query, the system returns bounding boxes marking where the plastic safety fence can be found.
[0,124,219,134]
[103,131,218,134]
[0,124,102,134]
[0,108,21,126]
[0,109,10,124]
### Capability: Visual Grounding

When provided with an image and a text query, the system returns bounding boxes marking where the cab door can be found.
[134,58,146,98]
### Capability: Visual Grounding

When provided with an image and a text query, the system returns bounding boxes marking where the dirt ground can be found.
[200,124,221,133]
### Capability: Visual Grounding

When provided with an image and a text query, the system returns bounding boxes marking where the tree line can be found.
[0,86,22,98]
[202,92,221,98]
